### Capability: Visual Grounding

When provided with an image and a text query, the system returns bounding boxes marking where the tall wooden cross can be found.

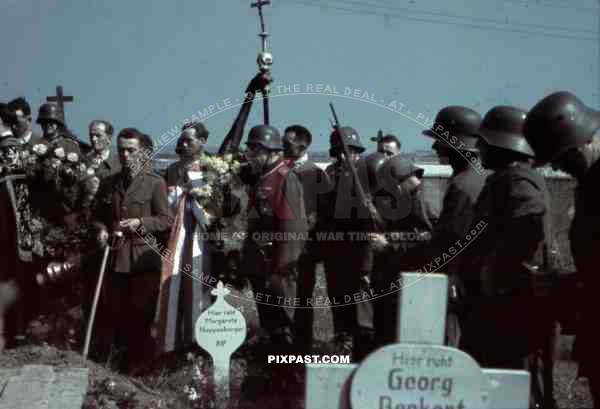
[46,85,74,124]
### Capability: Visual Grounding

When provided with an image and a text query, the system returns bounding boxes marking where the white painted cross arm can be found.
[305,273,530,409]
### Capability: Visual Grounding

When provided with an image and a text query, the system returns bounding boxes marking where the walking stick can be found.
[82,231,121,359]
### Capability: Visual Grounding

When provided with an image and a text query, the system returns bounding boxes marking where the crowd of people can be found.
[0,72,598,407]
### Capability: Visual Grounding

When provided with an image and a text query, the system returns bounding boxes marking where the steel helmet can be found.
[357,151,388,193]
[377,154,424,188]
[423,106,482,152]
[523,91,600,165]
[477,106,535,157]
[36,103,64,127]
[246,124,282,151]
[330,126,365,153]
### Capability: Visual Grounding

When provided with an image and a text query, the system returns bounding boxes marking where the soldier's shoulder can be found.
[451,168,487,190]
[145,170,166,181]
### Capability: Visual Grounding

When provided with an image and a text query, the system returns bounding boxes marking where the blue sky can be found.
[2,0,598,154]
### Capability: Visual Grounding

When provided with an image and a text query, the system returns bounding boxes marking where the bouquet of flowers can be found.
[188,153,241,228]
[10,143,102,262]
[24,143,100,209]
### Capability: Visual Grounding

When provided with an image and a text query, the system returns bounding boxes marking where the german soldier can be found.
[422,106,487,347]
[322,126,373,359]
[93,128,171,373]
[35,103,81,156]
[368,154,437,348]
[462,106,551,407]
[524,91,600,406]
[282,124,330,354]
[241,124,307,351]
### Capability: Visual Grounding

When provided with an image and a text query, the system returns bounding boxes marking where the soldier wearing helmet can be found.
[321,126,375,360]
[282,125,331,354]
[367,154,437,349]
[241,124,307,357]
[524,91,600,406]
[421,106,488,347]
[35,103,82,156]
[461,106,550,393]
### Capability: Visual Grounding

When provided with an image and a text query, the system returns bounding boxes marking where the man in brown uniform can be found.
[421,106,487,347]
[94,128,171,373]
[524,91,600,407]
[242,125,307,346]
[464,106,552,408]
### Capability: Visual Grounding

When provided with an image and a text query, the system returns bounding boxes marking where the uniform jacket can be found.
[569,158,600,373]
[285,155,329,233]
[85,151,121,182]
[321,162,372,273]
[429,166,488,274]
[94,170,172,274]
[38,131,82,156]
[466,162,548,295]
[242,158,307,275]
[372,185,438,273]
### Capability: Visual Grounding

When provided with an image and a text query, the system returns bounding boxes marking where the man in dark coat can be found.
[524,91,600,407]
[80,120,121,329]
[368,154,437,348]
[86,120,120,181]
[421,106,487,347]
[322,126,374,360]
[241,124,307,350]
[282,124,330,354]
[93,128,171,373]
[463,106,552,408]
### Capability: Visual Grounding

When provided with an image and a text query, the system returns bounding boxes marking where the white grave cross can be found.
[195,281,247,407]
[306,273,531,409]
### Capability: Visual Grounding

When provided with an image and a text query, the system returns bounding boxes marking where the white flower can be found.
[32,144,47,156]
[86,167,95,176]
[54,147,65,159]
[66,152,79,163]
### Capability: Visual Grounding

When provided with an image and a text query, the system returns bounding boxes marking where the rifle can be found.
[329,102,384,232]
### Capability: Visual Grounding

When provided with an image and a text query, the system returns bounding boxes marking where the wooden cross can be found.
[305,273,531,409]
[46,85,74,123]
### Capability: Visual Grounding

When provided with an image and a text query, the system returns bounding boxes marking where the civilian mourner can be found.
[81,120,120,325]
[368,154,437,349]
[155,122,240,353]
[421,106,486,347]
[93,128,171,373]
[7,97,42,147]
[282,124,330,354]
[241,124,307,351]
[86,120,120,181]
[524,91,600,407]
[322,126,374,360]
[373,132,402,157]
[461,105,551,408]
